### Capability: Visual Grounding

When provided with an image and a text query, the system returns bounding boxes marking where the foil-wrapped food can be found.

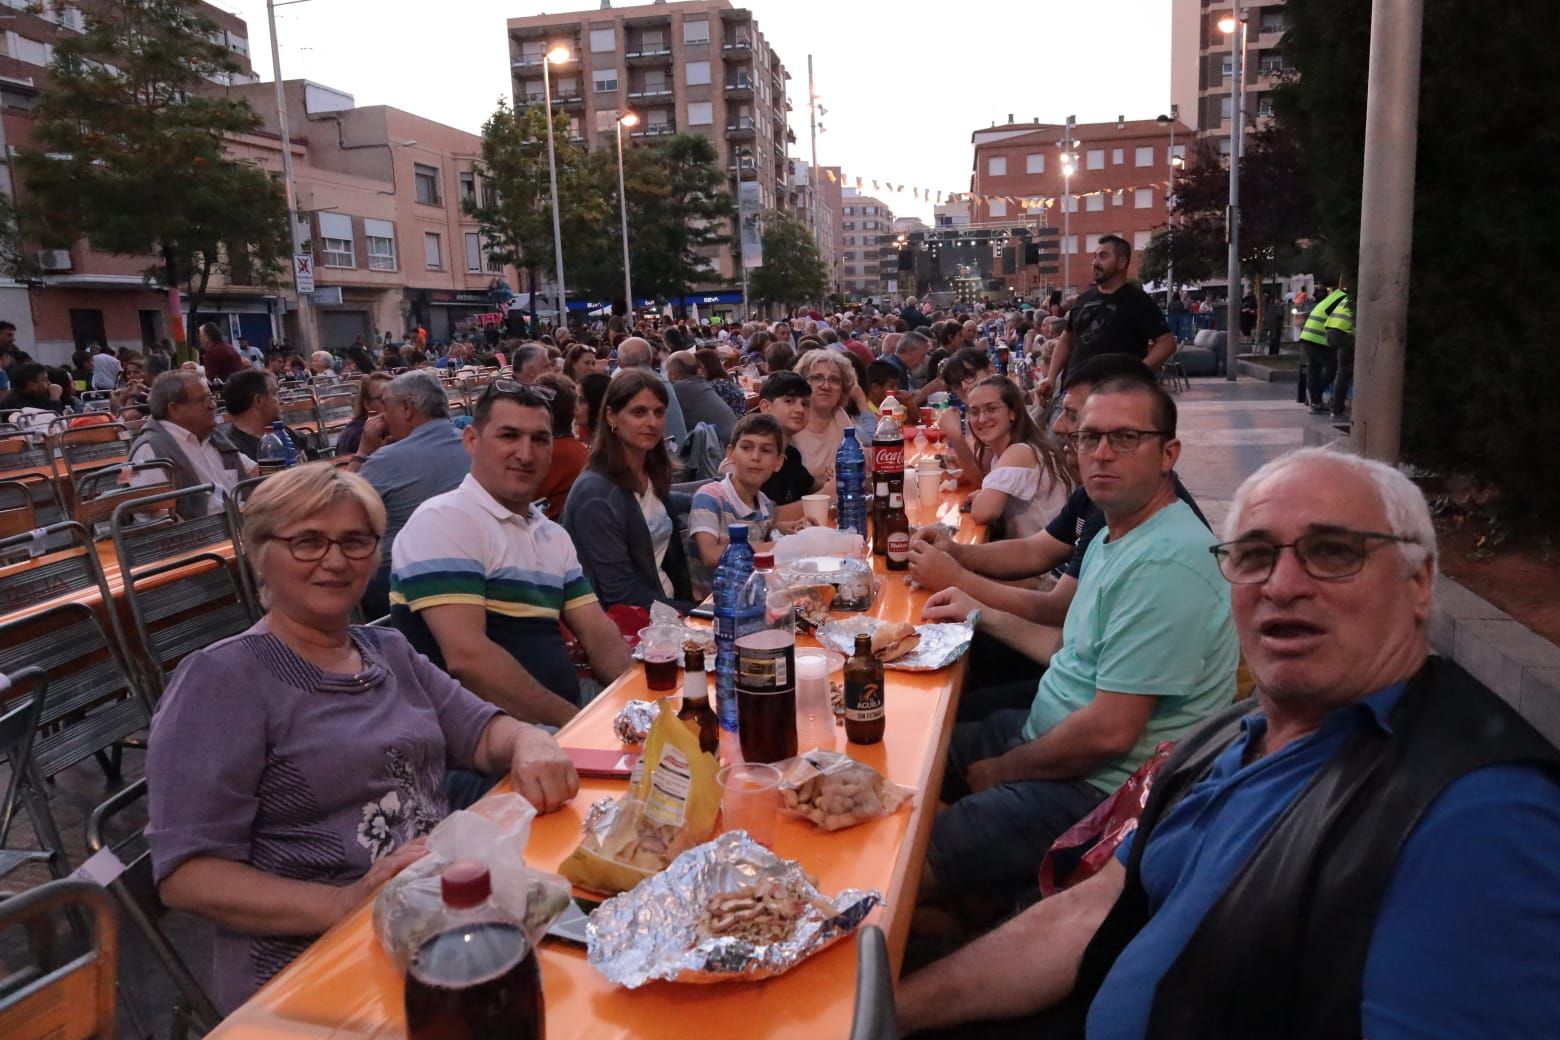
[612,699,658,744]
[586,831,882,987]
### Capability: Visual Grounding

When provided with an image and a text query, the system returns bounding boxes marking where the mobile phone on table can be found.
[563,747,639,778]
[545,896,602,947]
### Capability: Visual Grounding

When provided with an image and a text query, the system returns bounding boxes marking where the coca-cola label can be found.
[871,442,903,473]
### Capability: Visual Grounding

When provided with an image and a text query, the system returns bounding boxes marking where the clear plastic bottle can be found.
[835,427,867,537]
[268,420,297,467]
[712,523,756,743]
[734,553,797,763]
[256,429,286,474]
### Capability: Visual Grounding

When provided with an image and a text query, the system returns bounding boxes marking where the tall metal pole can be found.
[616,117,633,315]
[542,54,567,330]
[735,148,750,320]
[266,0,314,355]
[1350,0,1423,462]
[1060,116,1076,294]
[807,54,823,296]
[1167,112,1177,305]
[1223,10,1246,381]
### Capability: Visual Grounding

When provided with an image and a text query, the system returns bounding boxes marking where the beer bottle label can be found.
[845,678,884,722]
[887,531,911,562]
[889,492,904,509]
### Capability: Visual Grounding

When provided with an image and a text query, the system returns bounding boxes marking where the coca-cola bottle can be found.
[870,405,904,557]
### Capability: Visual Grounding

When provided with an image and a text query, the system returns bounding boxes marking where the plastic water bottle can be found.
[257,429,286,474]
[713,523,756,745]
[835,427,867,537]
[269,420,297,467]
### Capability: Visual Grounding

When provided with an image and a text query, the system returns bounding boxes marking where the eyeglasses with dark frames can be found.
[1068,428,1170,454]
[479,377,556,405]
[266,532,381,562]
[1209,529,1419,584]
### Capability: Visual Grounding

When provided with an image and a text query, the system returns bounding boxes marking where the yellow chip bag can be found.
[560,701,721,894]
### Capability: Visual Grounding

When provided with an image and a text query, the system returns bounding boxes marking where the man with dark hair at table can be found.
[0,361,64,414]
[221,369,316,463]
[915,376,1237,905]
[897,448,1560,1039]
[390,381,630,726]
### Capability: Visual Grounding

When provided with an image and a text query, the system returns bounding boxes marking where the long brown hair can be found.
[351,371,393,422]
[590,368,672,499]
[969,376,1074,493]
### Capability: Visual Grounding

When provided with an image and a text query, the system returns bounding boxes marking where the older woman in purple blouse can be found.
[145,463,580,1013]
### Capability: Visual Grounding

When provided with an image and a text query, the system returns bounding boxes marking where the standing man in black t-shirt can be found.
[1039,235,1175,399]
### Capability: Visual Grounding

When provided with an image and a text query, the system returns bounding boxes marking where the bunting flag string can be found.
[812,166,1174,214]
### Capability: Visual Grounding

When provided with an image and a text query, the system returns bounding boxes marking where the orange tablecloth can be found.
[211,497,981,1040]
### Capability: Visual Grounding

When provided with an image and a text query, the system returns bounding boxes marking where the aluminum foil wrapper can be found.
[816,617,975,671]
[613,699,658,745]
[586,831,882,988]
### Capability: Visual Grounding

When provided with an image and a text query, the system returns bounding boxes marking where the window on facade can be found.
[1064,195,1079,214]
[1085,234,1102,254]
[1135,187,1154,208]
[843,205,854,215]
[590,28,615,52]
[319,212,354,268]
[1062,235,1078,255]
[593,68,617,92]
[7,33,51,66]
[1135,146,1154,167]
[1113,190,1124,206]
[1257,95,1275,118]
[1086,193,1105,212]
[414,163,440,205]
[989,198,1007,217]
[521,40,543,64]
[464,232,483,272]
[988,156,1006,176]
[1221,95,1233,122]
[486,240,504,274]
[1134,230,1152,251]
[1086,149,1104,170]
[686,60,710,85]
[1221,53,1234,79]
[642,68,668,92]
[642,29,665,51]
[864,205,877,215]
[424,232,442,269]
[1260,9,1285,33]
[683,19,709,44]
[1171,144,1186,163]
[687,101,712,125]
[365,218,397,271]
[1025,153,1044,174]
[459,171,475,202]
[555,75,579,98]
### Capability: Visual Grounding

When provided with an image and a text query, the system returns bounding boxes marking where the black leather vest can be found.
[1069,655,1560,1040]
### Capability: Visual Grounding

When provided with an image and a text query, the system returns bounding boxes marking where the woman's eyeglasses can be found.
[267,532,380,562]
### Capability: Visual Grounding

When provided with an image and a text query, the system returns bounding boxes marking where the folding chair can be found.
[86,780,222,1040]
[0,521,121,629]
[0,431,53,480]
[315,385,357,447]
[53,422,132,488]
[0,878,118,1040]
[110,487,254,695]
[0,478,36,541]
[225,475,265,617]
[849,925,899,1040]
[0,605,151,858]
[72,461,178,541]
[0,666,65,885]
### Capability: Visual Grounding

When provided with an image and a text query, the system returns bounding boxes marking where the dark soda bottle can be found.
[844,632,885,745]
[404,861,544,1040]
[735,553,798,763]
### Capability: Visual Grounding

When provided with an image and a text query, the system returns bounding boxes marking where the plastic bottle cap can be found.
[440,860,491,909]
[752,552,775,568]
[729,522,749,541]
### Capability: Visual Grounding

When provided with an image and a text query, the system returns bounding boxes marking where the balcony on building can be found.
[721,12,753,53]
[725,115,756,140]
[625,26,673,64]
[626,68,674,102]
[631,118,676,138]
[723,72,754,99]
[511,32,579,70]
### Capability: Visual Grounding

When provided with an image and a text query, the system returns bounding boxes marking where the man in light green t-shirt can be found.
[924,377,1237,900]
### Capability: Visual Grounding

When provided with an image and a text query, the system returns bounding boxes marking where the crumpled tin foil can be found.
[586,830,882,987]
[612,699,658,744]
[816,617,975,671]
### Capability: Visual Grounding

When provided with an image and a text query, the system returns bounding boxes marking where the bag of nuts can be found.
[777,750,915,832]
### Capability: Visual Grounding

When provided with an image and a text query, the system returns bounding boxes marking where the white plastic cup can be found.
[794,651,836,753]
[801,494,831,527]
[917,458,942,510]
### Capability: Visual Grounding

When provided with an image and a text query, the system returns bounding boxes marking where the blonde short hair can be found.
[242,463,386,570]
[793,348,858,404]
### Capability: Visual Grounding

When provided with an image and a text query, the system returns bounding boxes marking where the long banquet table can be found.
[209,492,982,1039]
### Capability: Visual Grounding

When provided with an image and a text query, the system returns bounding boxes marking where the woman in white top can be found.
[790,349,866,496]
[964,376,1075,540]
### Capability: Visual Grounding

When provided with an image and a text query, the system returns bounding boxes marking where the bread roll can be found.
[872,622,920,662]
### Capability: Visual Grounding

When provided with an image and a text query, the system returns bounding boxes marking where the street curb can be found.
[1432,574,1560,745]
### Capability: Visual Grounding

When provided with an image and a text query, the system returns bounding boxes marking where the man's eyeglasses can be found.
[267,532,380,562]
[479,378,556,405]
[1068,428,1170,454]
[1209,529,1418,584]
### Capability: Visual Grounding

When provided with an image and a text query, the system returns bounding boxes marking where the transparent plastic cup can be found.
[718,762,782,848]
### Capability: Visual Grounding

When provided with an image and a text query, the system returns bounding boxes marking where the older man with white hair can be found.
[615,335,687,447]
[897,446,1560,1039]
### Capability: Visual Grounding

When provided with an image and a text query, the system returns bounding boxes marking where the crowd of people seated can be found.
[16,253,1550,1032]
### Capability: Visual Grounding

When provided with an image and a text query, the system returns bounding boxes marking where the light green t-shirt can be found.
[1021,499,1237,793]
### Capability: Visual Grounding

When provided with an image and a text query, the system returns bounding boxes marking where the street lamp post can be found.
[1156,106,1181,310]
[266,0,315,356]
[541,44,571,330]
[1219,7,1247,381]
[615,112,639,317]
[1058,115,1077,295]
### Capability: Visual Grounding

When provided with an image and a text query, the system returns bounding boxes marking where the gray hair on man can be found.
[1224,447,1437,576]
[617,336,653,369]
[898,329,932,356]
[511,342,550,378]
[147,370,204,420]
[664,350,699,380]
[383,370,449,418]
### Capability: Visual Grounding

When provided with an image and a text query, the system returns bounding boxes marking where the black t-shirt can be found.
[763,443,815,505]
[1063,282,1171,381]
[1044,475,1209,579]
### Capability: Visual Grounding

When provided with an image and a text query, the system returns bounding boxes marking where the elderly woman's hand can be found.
[509,725,579,813]
[335,836,429,920]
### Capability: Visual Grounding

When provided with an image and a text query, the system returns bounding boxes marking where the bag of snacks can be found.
[561,703,721,893]
[777,750,915,832]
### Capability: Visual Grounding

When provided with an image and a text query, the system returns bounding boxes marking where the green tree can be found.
[749,211,828,311]
[464,100,608,323]
[1277,0,1560,524]
[16,0,289,350]
[631,134,732,313]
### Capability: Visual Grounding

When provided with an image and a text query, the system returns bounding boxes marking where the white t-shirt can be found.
[637,486,675,597]
[980,442,1071,540]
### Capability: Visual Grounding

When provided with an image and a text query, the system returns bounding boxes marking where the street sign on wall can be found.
[293,254,315,294]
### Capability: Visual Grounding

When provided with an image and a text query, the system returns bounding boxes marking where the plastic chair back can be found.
[849,924,900,1040]
[72,461,177,540]
[0,878,118,1039]
[0,666,63,881]
[0,478,36,540]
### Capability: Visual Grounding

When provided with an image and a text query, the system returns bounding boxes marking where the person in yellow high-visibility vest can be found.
[1300,284,1348,413]
[1326,293,1356,419]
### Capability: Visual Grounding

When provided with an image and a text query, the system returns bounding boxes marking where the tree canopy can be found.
[749,211,828,311]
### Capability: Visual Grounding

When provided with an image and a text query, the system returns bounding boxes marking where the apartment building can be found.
[1171,0,1290,150]
[0,0,257,362]
[818,164,844,296]
[785,159,836,295]
[966,116,1190,295]
[505,0,793,304]
[838,192,895,301]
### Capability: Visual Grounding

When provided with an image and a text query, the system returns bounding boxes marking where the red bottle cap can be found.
[753,552,775,568]
[440,860,491,909]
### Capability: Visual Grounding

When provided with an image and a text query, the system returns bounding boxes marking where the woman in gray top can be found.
[146,464,578,1012]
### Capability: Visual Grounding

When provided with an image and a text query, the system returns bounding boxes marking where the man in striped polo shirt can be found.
[390,382,632,726]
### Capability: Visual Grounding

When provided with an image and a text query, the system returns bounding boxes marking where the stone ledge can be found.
[1433,574,1560,745]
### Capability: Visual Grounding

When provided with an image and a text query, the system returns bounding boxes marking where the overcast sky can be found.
[215,0,1173,221]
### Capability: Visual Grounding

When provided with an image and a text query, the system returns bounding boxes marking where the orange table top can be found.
[211,496,980,1040]
[0,535,237,626]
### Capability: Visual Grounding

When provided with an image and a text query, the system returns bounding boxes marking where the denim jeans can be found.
[1303,342,1338,408]
[1329,329,1356,415]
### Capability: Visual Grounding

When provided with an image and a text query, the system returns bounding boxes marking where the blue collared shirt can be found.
[358,419,471,564]
[1087,682,1560,1040]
